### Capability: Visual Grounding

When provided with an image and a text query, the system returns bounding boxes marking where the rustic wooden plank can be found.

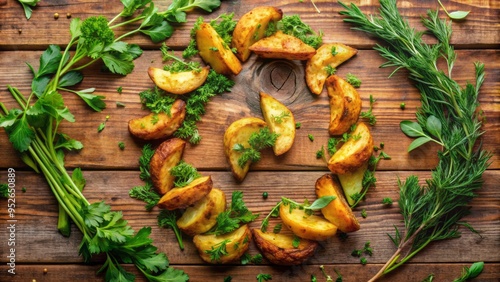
[1,49,498,170]
[0,170,498,265]
[0,0,499,50]
[2,263,500,282]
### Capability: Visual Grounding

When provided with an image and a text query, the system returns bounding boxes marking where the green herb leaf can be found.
[407,136,432,152]
[425,115,442,138]
[400,121,425,138]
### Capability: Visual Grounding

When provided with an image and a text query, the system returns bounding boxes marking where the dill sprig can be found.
[339,1,490,281]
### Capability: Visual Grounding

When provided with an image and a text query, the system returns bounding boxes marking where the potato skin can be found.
[249,31,316,60]
[193,224,252,264]
[177,188,227,237]
[157,176,213,210]
[279,203,337,241]
[252,229,318,265]
[197,23,242,76]
[306,43,358,95]
[315,174,360,233]
[150,138,186,195]
[259,92,295,156]
[148,66,210,95]
[328,122,374,174]
[128,99,186,140]
[232,6,283,62]
[326,75,362,135]
[223,117,267,182]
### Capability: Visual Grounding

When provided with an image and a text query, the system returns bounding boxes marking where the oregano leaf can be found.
[426,115,442,138]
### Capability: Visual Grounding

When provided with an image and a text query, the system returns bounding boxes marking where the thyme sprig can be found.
[339,1,490,281]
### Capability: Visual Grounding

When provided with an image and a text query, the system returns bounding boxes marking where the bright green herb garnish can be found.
[233,127,278,168]
[277,15,323,49]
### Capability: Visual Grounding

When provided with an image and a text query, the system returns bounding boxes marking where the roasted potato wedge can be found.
[252,229,319,265]
[315,174,360,233]
[128,99,186,140]
[338,162,369,206]
[177,188,227,236]
[223,117,267,182]
[157,176,213,210]
[193,224,252,264]
[249,31,316,60]
[326,75,362,135]
[231,6,283,62]
[148,66,210,95]
[327,122,374,174]
[260,92,295,155]
[306,43,358,95]
[279,203,337,241]
[197,22,242,76]
[150,138,186,195]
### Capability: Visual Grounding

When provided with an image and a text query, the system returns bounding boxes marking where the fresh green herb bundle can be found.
[339,0,490,280]
[0,0,223,280]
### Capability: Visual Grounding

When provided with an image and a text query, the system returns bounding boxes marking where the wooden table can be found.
[0,0,499,281]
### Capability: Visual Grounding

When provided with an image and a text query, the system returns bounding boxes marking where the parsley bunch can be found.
[340,0,490,280]
[277,15,323,49]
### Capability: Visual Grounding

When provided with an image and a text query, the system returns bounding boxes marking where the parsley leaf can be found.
[210,191,259,235]
[277,15,323,49]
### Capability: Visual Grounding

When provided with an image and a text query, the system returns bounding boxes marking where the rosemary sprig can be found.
[339,1,490,281]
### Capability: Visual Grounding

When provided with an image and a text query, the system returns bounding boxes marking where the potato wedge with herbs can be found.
[279,203,337,241]
[128,99,186,140]
[326,75,362,135]
[157,176,213,210]
[147,66,210,95]
[338,162,369,206]
[315,174,360,233]
[252,229,318,265]
[249,31,316,60]
[231,6,283,62]
[328,122,373,174]
[223,117,267,182]
[150,138,186,195]
[197,23,242,76]
[177,188,227,236]
[193,224,252,264]
[260,92,295,156]
[306,43,358,95]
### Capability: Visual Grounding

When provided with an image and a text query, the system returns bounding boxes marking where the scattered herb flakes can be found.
[118,141,125,150]
[346,73,362,88]
[361,209,367,218]
[117,86,123,94]
[308,134,315,141]
[116,101,126,107]
[382,197,393,205]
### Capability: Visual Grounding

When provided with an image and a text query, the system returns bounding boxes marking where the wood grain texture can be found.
[0,50,498,170]
[0,0,499,281]
[0,171,498,265]
[1,263,500,282]
[0,0,499,50]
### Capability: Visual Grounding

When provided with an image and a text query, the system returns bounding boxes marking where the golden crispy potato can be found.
[223,117,267,182]
[148,66,210,95]
[327,122,374,174]
[150,138,186,195]
[306,43,358,95]
[252,229,319,265]
[231,6,283,62]
[315,174,360,233]
[196,23,242,76]
[128,99,186,140]
[249,31,316,60]
[326,75,362,135]
[338,162,368,206]
[177,188,227,237]
[260,92,295,156]
[279,203,337,241]
[157,176,213,210]
[193,224,252,264]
